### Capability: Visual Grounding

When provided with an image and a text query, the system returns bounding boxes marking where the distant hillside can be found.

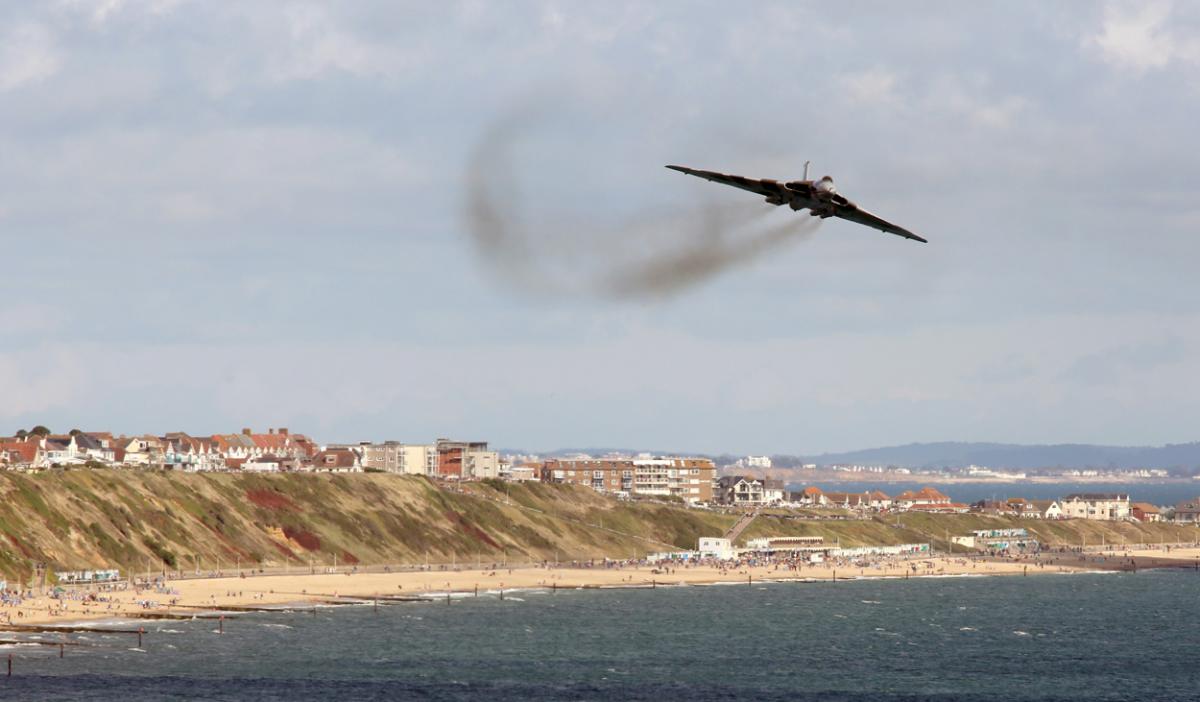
[793,442,1200,472]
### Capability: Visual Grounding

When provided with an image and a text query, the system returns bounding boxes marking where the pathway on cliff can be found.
[723,509,759,543]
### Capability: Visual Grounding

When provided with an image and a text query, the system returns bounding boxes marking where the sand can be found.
[4,546,1195,628]
[0,553,1112,628]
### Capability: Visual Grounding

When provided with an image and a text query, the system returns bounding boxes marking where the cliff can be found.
[0,471,732,580]
[0,470,1193,582]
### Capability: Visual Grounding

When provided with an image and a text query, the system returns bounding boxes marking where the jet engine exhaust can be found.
[464,108,821,300]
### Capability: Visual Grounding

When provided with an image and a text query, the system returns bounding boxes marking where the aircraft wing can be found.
[665,165,787,199]
[834,203,927,243]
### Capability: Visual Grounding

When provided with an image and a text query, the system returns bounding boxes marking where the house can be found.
[1030,500,1064,519]
[0,439,45,470]
[242,454,303,472]
[1060,493,1130,521]
[42,435,81,465]
[1130,502,1162,523]
[716,475,765,506]
[75,433,115,463]
[312,447,363,472]
[1170,498,1200,523]
[894,487,952,511]
[823,491,870,509]
[288,433,320,459]
[762,478,786,504]
[792,486,825,506]
[162,433,225,471]
[118,436,165,466]
[972,498,1042,519]
[867,490,892,510]
[1005,499,1043,519]
[504,462,541,481]
[971,499,1018,517]
[211,432,261,462]
[247,428,313,459]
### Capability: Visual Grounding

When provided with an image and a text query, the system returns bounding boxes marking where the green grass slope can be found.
[0,471,735,581]
[0,471,1194,583]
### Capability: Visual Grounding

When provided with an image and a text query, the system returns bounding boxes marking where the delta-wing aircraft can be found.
[666,162,926,243]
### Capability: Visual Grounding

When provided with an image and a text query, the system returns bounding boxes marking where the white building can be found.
[1059,493,1130,521]
[735,455,772,469]
[330,441,437,475]
[698,537,735,559]
[716,475,765,505]
[401,444,436,475]
[464,449,501,479]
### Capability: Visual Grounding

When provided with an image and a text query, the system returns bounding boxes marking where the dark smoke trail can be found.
[600,215,822,298]
[464,105,821,299]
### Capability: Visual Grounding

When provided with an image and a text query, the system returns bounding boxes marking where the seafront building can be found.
[328,441,440,476]
[1171,498,1200,523]
[662,536,930,563]
[542,456,716,502]
[435,439,500,480]
[1130,502,1161,522]
[1059,493,1131,521]
[951,528,1038,552]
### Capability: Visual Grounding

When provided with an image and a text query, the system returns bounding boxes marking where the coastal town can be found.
[2,426,1200,524]
[0,424,1198,643]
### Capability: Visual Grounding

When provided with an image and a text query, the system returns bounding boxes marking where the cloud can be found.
[3,3,1200,452]
[7,312,1200,453]
[260,4,430,82]
[919,75,1029,131]
[968,95,1027,129]
[0,346,86,420]
[1086,1,1200,72]
[159,191,216,222]
[0,22,62,92]
[843,68,899,105]
[1059,336,1190,385]
[0,125,421,237]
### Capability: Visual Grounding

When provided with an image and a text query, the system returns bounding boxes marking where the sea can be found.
[788,481,1200,506]
[3,570,1199,701]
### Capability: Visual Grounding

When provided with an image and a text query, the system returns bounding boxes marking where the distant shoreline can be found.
[6,547,1200,631]
[762,473,1200,486]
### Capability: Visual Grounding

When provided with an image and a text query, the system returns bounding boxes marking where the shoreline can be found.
[6,547,1199,631]
[758,472,1200,485]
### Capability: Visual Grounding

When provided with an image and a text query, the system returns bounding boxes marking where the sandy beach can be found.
[4,549,1176,629]
[3,546,1196,629]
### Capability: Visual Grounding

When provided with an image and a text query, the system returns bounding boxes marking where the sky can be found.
[2,1,1200,454]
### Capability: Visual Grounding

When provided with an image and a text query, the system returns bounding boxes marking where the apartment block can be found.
[542,456,715,503]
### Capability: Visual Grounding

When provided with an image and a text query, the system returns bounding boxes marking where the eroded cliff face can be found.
[0,470,1194,583]
[0,471,733,580]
